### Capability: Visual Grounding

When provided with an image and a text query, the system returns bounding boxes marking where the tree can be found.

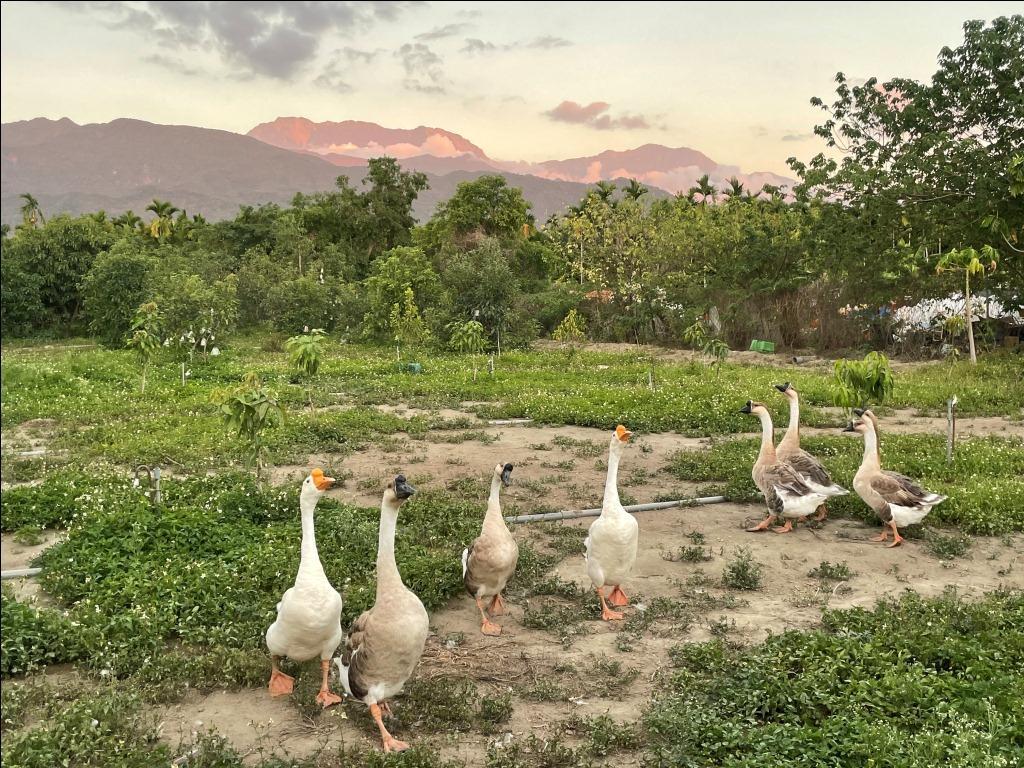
[832,352,894,412]
[218,372,284,477]
[447,319,486,378]
[286,328,326,411]
[390,287,431,362]
[145,199,180,241]
[935,246,999,364]
[362,246,442,339]
[553,308,586,352]
[687,175,716,206]
[358,158,429,267]
[593,180,617,204]
[423,175,532,253]
[113,211,143,233]
[722,177,745,200]
[624,179,649,202]
[126,302,162,394]
[82,241,155,346]
[19,193,45,228]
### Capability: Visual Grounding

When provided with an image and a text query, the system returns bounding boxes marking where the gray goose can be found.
[844,409,947,547]
[463,462,519,635]
[774,382,849,522]
[335,475,428,752]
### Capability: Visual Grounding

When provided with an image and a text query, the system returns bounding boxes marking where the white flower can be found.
[210,347,220,356]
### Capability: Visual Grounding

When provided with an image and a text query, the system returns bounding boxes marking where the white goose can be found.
[584,425,638,621]
[742,401,833,532]
[335,475,428,753]
[265,468,343,708]
[773,382,849,525]
[463,462,519,636]
[845,409,947,547]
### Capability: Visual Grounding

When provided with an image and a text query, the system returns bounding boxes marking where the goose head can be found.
[774,381,797,399]
[495,463,514,487]
[301,468,336,506]
[609,424,633,454]
[844,408,877,436]
[383,474,417,507]
[739,400,768,417]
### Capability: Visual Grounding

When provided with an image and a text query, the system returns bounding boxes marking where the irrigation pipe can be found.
[2,568,42,580]
[505,496,727,524]
[486,418,534,426]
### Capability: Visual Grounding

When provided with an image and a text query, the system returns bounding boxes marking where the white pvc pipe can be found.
[504,496,727,524]
[487,418,534,426]
[1,568,42,579]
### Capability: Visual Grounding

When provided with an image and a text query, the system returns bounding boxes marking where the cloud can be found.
[461,36,573,54]
[341,46,381,64]
[396,42,446,94]
[544,100,652,131]
[143,53,205,77]
[54,2,417,79]
[415,23,471,41]
[780,132,813,142]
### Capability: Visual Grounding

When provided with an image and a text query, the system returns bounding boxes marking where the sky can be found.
[2,1,1021,175]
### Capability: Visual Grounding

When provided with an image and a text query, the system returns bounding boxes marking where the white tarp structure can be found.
[892,293,1022,336]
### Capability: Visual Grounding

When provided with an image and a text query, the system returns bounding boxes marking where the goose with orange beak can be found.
[584,425,639,620]
[844,409,947,547]
[265,468,344,708]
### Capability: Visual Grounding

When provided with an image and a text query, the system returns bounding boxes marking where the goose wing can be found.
[340,610,373,701]
[786,449,833,487]
[871,471,942,508]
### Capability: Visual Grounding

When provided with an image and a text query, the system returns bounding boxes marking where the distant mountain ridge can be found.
[2,115,791,227]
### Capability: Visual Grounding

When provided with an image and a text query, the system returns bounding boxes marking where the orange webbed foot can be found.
[886,537,904,548]
[746,516,775,532]
[489,594,506,616]
[601,606,624,621]
[607,586,629,607]
[268,668,294,697]
[772,520,794,534]
[481,618,502,636]
[870,531,890,543]
[383,736,410,753]
[316,689,342,708]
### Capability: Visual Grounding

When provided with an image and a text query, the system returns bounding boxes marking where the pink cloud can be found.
[545,100,611,124]
[321,134,464,160]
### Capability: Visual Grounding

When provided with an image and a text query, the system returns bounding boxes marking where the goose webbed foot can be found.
[268,658,294,697]
[597,588,624,621]
[772,519,794,534]
[746,515,775,532]
[886,523,904,548]
[607,585,629,607]
[489,594,506,616]
[316,659,342,708]
[371,703,409,752]
[476,597,502,635]
[870,529,890,543]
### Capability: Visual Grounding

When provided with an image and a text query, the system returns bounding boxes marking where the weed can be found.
[13,524,45,546]
[808,561,856,581]
[926,532,972,560]
[721,547,764,590]
[664,545,713,563]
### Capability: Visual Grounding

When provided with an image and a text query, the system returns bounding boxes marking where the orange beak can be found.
[615,424,633,442]
[311,468,336,491]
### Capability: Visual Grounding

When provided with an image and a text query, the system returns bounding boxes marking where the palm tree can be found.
[688,175,716,207]
[145,199,179,241]
[114,211,143,231]
[593,180,617,204]
[624,178,649,202]
[723,177,745,200]
[19,193,45,227]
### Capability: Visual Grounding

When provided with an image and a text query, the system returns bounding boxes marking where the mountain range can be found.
[2,116,793,227]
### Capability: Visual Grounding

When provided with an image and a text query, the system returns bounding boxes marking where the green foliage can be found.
[1,587,84,676]
[390,287,432,356]
[125,301,162,393]
[721,547,764,590]
[927,532,972,560]
[648,589,1024,767]
[82,241,155,346]
[154,273,238,357]
[286,328,325,378]
[448,319,486,356]
[552,309,586,347]
[683,318,729,372]
[216,373,284,475]
[832,351,894,410]
[363,247,442,339]
[808,561,855,581]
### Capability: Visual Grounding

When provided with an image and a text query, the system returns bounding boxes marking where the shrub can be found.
[721,547,763,590]
[81,242,155,346]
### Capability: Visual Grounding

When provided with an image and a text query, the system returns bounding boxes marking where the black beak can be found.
[852,407,866,417]
[842,422,857,432]
[394,474,416,500]
[501,463,513,487]
[774,382,791,393]
[739,400,753,414]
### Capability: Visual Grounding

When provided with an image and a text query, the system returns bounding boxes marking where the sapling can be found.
[832,351,894,414]
[553,309,586,359]
[285,328,325,412]
[126,302,162,394]
[447,319,486,379]
[217,372,283,478]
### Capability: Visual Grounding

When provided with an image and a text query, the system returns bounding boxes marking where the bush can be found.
[721,547,763,590]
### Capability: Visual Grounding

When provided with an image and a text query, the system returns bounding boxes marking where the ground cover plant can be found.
[649,589,1024,768]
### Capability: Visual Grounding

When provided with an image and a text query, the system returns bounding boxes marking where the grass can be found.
[721,547,764,590]
[667,433,1024,534]
[647,589,1024,768]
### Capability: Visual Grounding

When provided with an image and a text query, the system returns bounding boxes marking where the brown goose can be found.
[335,475,428,752]
[774,382,848,521]
[741,401,833,533]
[844,409,947,547]
[463,462,518,636]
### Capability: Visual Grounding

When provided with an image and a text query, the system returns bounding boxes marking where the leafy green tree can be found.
[155,273,238,358]
[18,193,45,228]
[126,302,162,394]
[624,179,649,202]
[82,241,155,346]
[362,246,442,339]
[553,308,587,351]
[936,246,999,364]
[441,239,520,347]
[722,177,745,200]
[447,319,486,378]
[423,175,532,253]
[286,328,326,411]
[593,180,617,204]
[217,372,284,477]
[359,157,429,268]
[687,175,716,206]
[390,287,432,362]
